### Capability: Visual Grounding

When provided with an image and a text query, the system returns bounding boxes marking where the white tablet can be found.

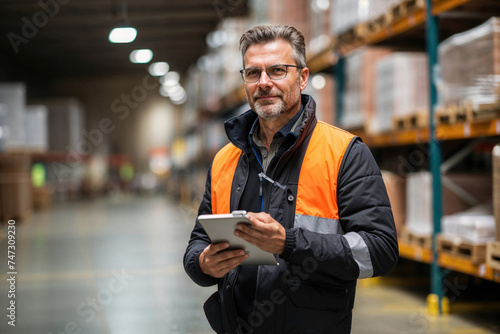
[197,211,278,266]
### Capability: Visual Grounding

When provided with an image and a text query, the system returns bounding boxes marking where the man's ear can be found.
[299,67,309,91]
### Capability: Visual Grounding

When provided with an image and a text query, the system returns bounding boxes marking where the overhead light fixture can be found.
[108,0,137,43]
[130,49,153,63]
[311,74,326,90]
[149,62,169,76]
[160,71,180,87]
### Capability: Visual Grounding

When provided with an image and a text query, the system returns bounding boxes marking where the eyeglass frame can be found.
[239,64,302,83]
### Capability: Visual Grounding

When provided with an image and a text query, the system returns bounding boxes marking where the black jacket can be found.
[184,95,399,334]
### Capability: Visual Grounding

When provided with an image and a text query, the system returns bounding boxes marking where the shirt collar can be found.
[249,104,304,140]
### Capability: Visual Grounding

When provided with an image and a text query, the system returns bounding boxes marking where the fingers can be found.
[236,212,286,255]
[200,243,249,278]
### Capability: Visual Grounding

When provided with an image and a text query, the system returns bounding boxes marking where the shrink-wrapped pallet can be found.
[494,144,500,241]
[0,83,26,150]
[341,47,391,129]
[382,170,406,237]
[406,172,492,237]
[439,17,500,110]
[331,0,401,35]
[25,105,48,152]
[370,52,428,134]
[441,205,495,244]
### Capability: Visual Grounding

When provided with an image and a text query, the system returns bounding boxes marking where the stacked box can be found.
[439,17,500,109]
[39,98,85,153]
[25,105,48,152]
[370,52,428,134]
[0,153,31,221]
[441,205,495,244]
[0,83,26,150]
[331,0,401,35]
[406,172,493,237]
[494,144,500,241]
[381,170,406,237]
[341,47,392,129]
[314,74,336,125]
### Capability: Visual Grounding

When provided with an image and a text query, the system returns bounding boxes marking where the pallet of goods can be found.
[405,172,492,242]
[486,242,500,271]
[341,47,392,130]
[392,109,429,131]
[438,17,500,124]
[370,52,429,134]
[0,153,32,222]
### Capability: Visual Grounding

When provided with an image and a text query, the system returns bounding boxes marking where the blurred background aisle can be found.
[0,0,500,333]
[0,195,499,333]
[0,195,216,333]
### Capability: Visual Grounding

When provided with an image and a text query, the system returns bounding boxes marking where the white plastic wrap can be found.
[441,205,495,244]
[438,17,500,108]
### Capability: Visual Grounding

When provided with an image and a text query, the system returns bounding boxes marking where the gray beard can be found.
[253,98,286,120]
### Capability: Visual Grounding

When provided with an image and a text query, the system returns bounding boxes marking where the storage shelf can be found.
[399,241,434,264]
[313,0,477,63]
[399,242,500,283]
[439,253,500,283]
[352,118,500,147]
[436,119,500,141]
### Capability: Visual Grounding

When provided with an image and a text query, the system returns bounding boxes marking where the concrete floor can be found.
[0,195,498,334]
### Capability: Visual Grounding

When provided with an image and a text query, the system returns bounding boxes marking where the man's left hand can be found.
[234,212,286,255]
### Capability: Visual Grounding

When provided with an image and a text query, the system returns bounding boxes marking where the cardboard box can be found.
[0,153,32,221]
[493,144,500,241]
[439,17,500,108]
[382,170,406,237]
[0,83,26,150]
[341,47,392,129]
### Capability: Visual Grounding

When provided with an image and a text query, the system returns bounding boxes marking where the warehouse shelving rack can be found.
[324,0,500,314]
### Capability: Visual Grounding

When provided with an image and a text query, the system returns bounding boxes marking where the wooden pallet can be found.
[437,235,486,264]
[436,102,500,125]
[1,210,32,224]
[390,0,426,21]
[486,242,500,271]
[400,228,432,248]
[393,110,429,131]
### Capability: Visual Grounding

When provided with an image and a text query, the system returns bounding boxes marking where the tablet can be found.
[198,211,278,266]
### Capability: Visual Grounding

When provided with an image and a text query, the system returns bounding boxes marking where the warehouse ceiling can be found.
[0,0,248,81]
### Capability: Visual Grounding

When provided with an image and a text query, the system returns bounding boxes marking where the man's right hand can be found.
[199,243,249,278]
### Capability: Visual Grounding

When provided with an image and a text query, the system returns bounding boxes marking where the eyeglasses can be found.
[239,64,301,83]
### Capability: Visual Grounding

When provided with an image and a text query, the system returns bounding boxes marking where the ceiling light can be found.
[149,62,169,76]
[108,0,137,43]
[312,74,326,90]
[160,71,180,87]
[159,86,169,97]
[129,49,153,63]
[109,27,137,43]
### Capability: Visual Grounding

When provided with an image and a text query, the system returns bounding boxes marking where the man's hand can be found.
[199,242,249,278]
[234,212,286,255]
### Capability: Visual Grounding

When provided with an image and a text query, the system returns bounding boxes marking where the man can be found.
[184,25,398,334]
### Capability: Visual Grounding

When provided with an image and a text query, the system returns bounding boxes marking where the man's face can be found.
[243,40,309,120]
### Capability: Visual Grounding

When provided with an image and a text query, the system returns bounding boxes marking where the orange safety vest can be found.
[210,121,355,229]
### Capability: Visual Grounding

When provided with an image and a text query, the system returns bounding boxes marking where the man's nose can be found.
[258,69,273,87]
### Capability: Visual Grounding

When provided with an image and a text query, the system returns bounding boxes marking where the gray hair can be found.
[239,25,306,68]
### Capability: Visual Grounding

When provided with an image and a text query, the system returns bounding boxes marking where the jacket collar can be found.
[224,94,317,154]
